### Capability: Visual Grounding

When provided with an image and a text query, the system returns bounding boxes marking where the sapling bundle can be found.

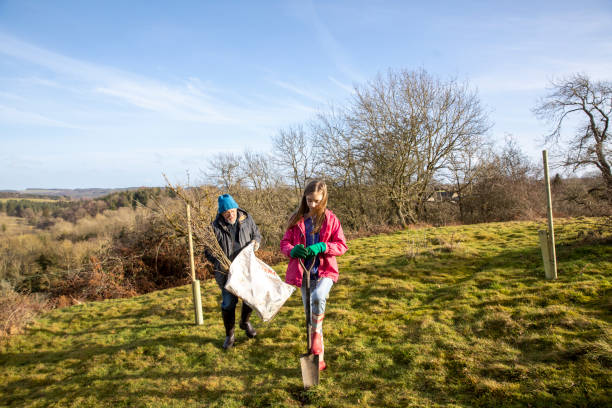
[151,176,231,273]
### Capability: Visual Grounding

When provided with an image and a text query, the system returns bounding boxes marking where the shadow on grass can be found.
[2,366,302,407]
[0,329,311,406]
[343,237,607,310]
[25,322,188,337]
[0,333,218,368]
[1,227,609,407]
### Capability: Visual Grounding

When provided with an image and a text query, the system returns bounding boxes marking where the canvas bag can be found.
[225,241,295,322]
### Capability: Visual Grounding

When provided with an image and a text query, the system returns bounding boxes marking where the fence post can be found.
[542,151,558,280]
[187,204,204,325]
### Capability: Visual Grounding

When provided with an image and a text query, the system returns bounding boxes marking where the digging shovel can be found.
[299,258,319,388]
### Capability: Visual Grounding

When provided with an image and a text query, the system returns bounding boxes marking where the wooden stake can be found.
[187,204,204,325]
[542,151,558,280]
[187,204,196,281]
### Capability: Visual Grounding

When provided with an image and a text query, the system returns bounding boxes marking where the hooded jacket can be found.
[280,209,347,287]
[205,208,261,288]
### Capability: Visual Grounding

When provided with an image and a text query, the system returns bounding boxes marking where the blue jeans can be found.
[221,287,239,311]
[301,277,334,316]
[215,271,239,311]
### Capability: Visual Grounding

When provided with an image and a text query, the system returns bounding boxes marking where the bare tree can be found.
[312,107,366,186]
[349,69,490,226]
[462,139,542,223]
[446,135,491,222]
[311,107,376,227]
[241,150,278,193]
[271,125,316,196]
[206,153,244,192]
[534,74,611,196]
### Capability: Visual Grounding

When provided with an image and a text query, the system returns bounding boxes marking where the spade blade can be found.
[300,353,319,388]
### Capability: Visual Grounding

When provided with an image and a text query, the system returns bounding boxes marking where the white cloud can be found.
[95,82,231,124]
[473,55,612,95]
[473,74,547,94]
[0,33,312,127]
[0,91,27,102]
[290,1,365,84]
[0,104,82,129]
[328,76,355,94]
[270,80,327,104]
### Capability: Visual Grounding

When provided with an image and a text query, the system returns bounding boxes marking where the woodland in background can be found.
[1,69,610,336]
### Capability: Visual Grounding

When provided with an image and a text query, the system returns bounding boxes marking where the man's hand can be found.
[251,240,260,251]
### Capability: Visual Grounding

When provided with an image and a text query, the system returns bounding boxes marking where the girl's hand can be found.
[306,242,327,257]
[290,244,308,259]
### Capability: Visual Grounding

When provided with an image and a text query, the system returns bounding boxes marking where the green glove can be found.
[306,242,327,258]
[290,244,308,259]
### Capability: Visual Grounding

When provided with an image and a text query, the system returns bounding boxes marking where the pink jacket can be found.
[280,209,348,287]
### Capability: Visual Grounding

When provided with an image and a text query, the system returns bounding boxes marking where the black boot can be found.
[239,303,257,339]
[221,309,235,350]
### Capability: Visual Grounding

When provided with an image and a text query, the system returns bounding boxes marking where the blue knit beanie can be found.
[217,194,238,213]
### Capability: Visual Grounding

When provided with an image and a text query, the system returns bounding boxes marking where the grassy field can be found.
[0,198,60,203]
[0,213,35,235]
[0,217,610,407]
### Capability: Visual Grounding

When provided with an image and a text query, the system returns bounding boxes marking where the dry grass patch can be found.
[0,214,35,236]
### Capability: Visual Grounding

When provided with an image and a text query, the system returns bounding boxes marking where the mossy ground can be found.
[1,217,610,407]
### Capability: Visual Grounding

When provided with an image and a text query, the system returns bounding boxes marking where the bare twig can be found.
[151,175,231,272]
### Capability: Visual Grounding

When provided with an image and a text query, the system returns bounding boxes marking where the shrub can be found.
[0,284,48,337]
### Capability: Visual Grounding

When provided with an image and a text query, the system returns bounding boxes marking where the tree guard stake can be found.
[187,204,204,325]
[540,150,558,280]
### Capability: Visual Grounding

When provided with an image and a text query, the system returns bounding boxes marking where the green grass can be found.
[1,218,610,407]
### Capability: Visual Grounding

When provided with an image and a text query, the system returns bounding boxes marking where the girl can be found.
[280,180,348,371]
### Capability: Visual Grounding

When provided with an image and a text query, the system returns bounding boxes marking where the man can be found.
[205,194,262,349]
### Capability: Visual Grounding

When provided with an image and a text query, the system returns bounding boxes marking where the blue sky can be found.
[1,0,611,189]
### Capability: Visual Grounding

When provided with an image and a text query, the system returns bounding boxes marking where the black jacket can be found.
[205,208,261,287]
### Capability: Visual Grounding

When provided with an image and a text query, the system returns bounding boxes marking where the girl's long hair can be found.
[287,180,328,233]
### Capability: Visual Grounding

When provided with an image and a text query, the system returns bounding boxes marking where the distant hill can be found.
[0,187,148,200]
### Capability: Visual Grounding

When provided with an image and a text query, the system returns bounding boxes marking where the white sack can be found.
[225,241,295,322]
